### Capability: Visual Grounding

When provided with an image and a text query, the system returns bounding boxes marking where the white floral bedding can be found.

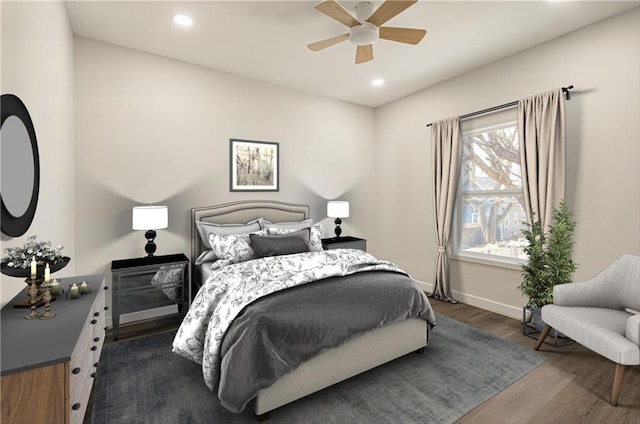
[172,249,414,392]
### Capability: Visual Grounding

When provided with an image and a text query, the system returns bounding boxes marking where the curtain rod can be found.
[426,85,573,127]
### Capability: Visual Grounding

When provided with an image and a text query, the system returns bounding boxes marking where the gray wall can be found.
[0,1,76,307]
[374,8,640,317]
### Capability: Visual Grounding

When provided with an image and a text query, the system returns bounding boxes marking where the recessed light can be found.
[173,14,193,26]
[371,78,384,87]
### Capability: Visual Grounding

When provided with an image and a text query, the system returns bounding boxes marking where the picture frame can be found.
[230,139,279,192]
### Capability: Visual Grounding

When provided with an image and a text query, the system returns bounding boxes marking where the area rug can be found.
[91,313,545,424]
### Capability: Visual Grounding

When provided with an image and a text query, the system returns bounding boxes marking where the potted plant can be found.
[518,200,578,331]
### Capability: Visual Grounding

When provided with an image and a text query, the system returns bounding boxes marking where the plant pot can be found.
[530,307,546,332]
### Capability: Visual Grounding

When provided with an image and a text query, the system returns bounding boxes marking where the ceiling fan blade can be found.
[367,1,417,27]
[315,0,360,28]
[307,33,350,51]
[379,27,426,45]
[355,44,374,64]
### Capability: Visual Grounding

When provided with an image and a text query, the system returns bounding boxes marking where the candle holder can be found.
[25,277,41,319]
[39,283,55,320]
[68,283,81,299]
[50,279,63,297]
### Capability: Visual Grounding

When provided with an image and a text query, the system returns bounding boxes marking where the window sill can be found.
[451,253,524,271]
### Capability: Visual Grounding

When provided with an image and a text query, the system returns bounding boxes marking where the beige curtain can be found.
[518,89,566,229]
[431,117,462,303]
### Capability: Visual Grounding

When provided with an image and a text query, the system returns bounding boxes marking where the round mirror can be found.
[1,94,40,237]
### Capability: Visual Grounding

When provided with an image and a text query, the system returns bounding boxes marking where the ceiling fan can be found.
[307,0,427,64]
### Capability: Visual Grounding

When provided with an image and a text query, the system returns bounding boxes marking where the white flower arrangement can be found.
[1,235,65,269]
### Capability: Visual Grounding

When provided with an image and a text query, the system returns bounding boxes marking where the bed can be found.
[174,200,435,418]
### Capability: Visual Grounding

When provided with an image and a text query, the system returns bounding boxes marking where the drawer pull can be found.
[91,319,97,325]
[94,312,100,317]
[91,346,97,351]
[104,286,109,290]
[94,337,100,342]
[94,362,99,368]
[104,306,109,311]
[91,372,97,378]
[72,403,81,411]
[72,367,81,375]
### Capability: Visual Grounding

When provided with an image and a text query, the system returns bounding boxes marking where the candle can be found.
[50,279,61,296]
[30,256,37,278]
[44,263,50,283]
[69,283,80,298]
[80,281,89,294]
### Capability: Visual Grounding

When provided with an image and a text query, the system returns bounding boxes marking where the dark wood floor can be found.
[430,300,640,424]
[86,302,640,423]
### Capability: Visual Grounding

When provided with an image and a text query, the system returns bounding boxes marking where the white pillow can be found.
[195,250,217,265]
[261,218,314,231]
[196,219,261,250]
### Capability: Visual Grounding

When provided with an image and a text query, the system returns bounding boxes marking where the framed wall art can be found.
[230,139,279,192]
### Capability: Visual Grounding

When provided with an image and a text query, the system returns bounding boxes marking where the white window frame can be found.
[451,107,527,268]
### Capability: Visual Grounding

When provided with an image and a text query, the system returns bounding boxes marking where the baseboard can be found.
[105,305,178,328]
[414,280,522,320]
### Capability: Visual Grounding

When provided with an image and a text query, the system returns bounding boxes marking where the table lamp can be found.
[132,205,168,256]
[327,201,349,238]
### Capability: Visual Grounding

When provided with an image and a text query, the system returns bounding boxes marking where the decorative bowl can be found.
[0,256,71,278]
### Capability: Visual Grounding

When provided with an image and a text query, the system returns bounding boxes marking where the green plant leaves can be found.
[517,200,578,308]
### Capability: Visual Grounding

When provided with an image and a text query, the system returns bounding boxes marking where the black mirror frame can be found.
[1,94,40,237]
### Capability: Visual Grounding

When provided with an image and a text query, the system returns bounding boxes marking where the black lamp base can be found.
[333,218,342,238]
[144,229,157,256]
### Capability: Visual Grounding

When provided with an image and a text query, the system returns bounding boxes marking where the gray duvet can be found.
[219,270,435,412]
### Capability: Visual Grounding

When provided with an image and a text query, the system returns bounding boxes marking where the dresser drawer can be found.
[1,274,106,424]
[69,278,106,424]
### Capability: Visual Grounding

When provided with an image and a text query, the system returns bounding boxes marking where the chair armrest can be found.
[553,278,622,309]
[627,314,640,346]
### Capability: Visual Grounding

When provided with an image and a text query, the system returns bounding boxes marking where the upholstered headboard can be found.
[190,200,309,290]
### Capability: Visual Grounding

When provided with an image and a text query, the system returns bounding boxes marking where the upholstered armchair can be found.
[534,254,639,406]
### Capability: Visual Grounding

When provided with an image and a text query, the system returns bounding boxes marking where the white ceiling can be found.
[65,1,639,108]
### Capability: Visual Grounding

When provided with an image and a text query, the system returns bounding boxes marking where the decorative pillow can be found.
[196,219,261,250]
[264,223,323,252]
[260,218,314,231]
[309,224,323,252]
[209,230,267,267]
[250,228,311,258]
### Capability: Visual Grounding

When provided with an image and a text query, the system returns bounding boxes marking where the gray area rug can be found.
[91,313,545,424]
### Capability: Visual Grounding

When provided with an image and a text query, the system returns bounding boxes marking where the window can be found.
[453,107,528,263]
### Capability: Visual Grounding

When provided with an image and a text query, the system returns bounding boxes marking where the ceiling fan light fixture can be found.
[349,22,378,46]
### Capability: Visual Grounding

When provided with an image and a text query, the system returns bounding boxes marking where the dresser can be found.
[1,274,106,424]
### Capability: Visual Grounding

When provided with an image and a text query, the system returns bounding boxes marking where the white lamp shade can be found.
[327,201,349,218]
[132,206,168,230]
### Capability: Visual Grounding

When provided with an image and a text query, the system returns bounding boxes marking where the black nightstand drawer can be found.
[322,236,366,252]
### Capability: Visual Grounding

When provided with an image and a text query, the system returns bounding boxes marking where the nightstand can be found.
[322,236,367,252]
[110,253,189,341]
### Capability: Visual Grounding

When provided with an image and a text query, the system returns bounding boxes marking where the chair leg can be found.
[610,363,625,406]
[534,325,552,350]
